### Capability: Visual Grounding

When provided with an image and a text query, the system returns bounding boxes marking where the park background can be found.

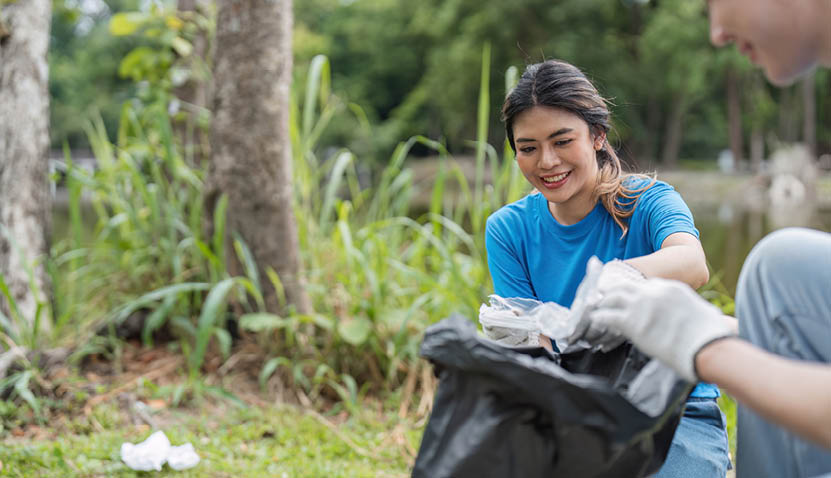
[1,0,830,476]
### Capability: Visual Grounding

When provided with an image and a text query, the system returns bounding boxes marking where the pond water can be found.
[694,203,831,294]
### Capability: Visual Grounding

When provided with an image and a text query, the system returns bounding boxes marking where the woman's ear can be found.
[593,131,607,151]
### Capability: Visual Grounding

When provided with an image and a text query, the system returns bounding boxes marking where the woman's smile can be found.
[540,171,571,188]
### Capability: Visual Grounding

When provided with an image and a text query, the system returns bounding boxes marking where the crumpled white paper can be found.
[167,443,201,471]
[121,431,200,472]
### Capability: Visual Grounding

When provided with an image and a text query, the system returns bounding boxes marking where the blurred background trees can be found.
[50,0,829,170]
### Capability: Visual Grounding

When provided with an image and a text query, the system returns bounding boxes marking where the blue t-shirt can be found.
[485,178,718,398]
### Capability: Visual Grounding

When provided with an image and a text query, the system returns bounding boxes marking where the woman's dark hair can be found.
[502,60,654,236]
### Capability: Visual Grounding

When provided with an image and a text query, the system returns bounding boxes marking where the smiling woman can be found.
[485,59,727,477]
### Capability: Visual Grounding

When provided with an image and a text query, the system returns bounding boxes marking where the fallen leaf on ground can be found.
[146,399,167,410]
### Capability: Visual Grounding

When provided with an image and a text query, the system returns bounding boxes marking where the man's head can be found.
[708,0,831,85]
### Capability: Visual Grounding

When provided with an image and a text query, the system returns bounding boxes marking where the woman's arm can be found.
[696,337,831,449]
[624,232,710,289]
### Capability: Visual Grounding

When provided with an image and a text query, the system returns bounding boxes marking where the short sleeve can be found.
[635,182,699,250]
[485,213,536,299]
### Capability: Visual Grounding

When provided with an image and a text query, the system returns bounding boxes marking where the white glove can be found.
[588,278,737,382]
[568,260,645,352]
[596,260,647,294]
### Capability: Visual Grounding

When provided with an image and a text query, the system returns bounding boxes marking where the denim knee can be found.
[738,228,811,293]
[736,227,831,330]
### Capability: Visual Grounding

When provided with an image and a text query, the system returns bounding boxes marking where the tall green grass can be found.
[3,44,748,435]
[0,46,527,418]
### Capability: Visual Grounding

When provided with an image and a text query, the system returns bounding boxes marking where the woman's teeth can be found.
[543,172,569,183]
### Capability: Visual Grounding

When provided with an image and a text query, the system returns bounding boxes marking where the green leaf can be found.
[239,313,288,333]
[14,371,41,419]
[259,357,290,390]
[109,12,149,36]
[141,294,176,346]
[190,278,236,374]
[118,47,156,79]
[170,36,193,57]
[338,317,371,346]
[296,313,333,331]
[214,328,232,360]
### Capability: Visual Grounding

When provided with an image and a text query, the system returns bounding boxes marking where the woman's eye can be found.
[555,139,573,146]
[519,147,536,154]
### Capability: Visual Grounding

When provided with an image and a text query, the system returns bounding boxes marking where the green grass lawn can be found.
[0,403,421,477]
[0,393,739,478]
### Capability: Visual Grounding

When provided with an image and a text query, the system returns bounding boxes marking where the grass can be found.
[0,402,420,477]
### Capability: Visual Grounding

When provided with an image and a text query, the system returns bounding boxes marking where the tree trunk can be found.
[206,0,312,315]
[173,0,211,164]
[661,93,686,169]
[779,86,799,143]
[0,0,52,336]
[643,94,662,166]
[726,68,744,169]
[750,126,765,172]
[801,72,816,156]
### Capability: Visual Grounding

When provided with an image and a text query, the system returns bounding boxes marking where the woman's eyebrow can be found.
[515,128,573,143]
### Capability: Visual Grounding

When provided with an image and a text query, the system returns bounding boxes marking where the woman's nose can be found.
[539,147,561,169]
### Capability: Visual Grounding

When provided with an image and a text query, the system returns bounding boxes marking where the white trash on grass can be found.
[121,430,200,471]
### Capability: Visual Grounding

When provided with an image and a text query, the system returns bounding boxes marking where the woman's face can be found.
[512,106,603,218]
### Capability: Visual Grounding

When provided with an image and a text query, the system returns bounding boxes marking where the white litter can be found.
[167,443,201,471]
[479,256,604,351]
[121,431,200,472]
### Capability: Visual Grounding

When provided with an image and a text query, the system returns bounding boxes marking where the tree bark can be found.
[778,85,799,143]
[661,93,686,169]
[726,68,744,169]
[750,126,764,172]
[643,94,662,165]
[801,72,816,156]
[206,0,312,315]
[0,0,52,336]
[173,0,211,164]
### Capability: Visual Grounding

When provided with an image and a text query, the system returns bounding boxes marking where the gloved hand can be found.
[596,260,647,294]
[588,278,737,382]
[568,260,645,352]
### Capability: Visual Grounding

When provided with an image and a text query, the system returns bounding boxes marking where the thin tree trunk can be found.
[748,73,766,172]
[726,68,744,169]
[206,0,312,315]
[643,94,662,165]
[779,86,799,143]
[801,72,816,156]
[750,126,764,172]
[0,0,52,336]
[661,93,686,169]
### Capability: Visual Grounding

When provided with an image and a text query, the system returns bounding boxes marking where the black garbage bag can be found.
[412,315,693,478]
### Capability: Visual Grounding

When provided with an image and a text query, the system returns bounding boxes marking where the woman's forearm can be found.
[624,232,709,288]
[696,337,831,450]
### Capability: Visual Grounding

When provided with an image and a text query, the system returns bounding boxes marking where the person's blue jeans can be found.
[654,397,731,477]
[734,228,831,478]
